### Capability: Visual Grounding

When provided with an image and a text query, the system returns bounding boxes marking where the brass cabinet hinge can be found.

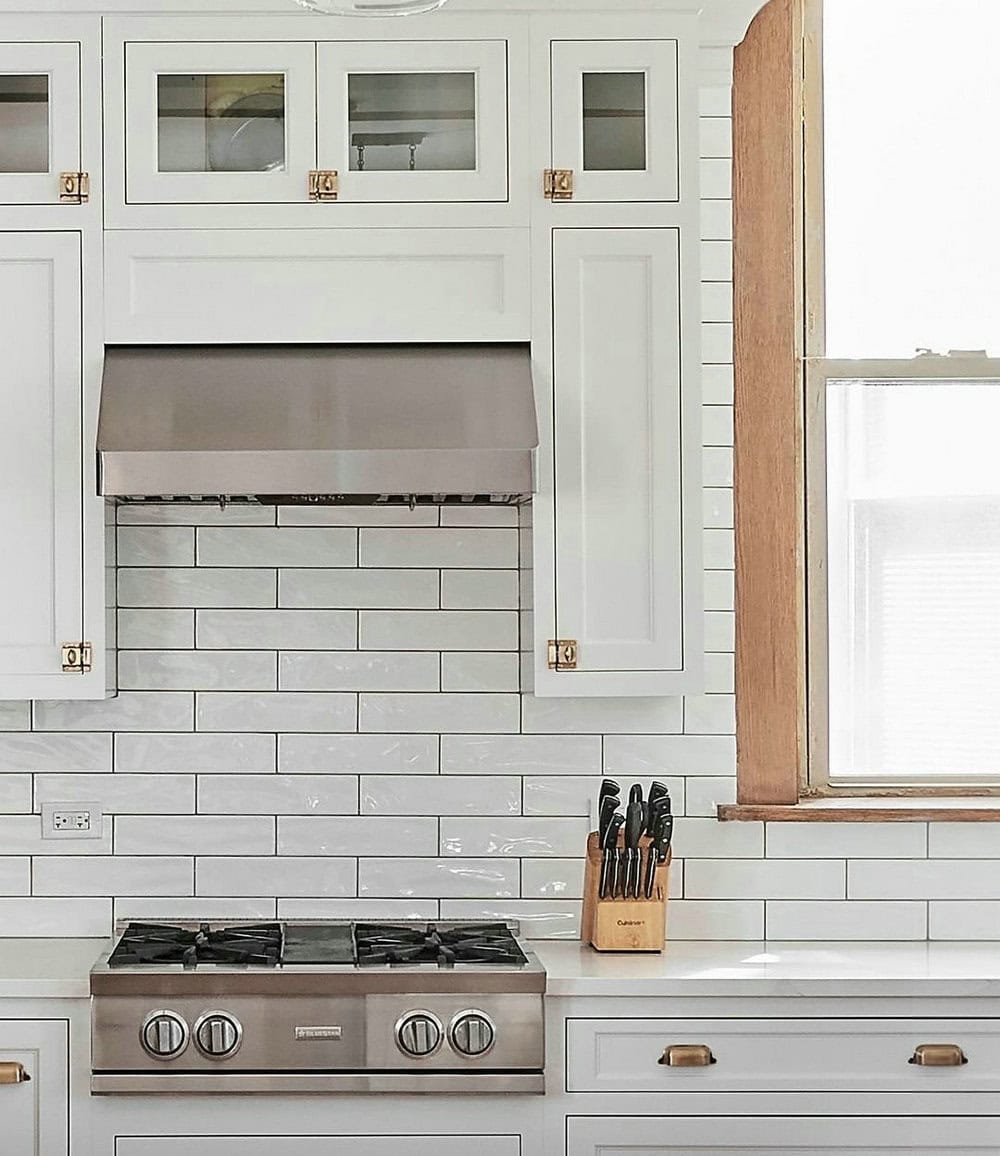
[59,172,89,204]
[308,170,339,201]
[547,639,578,671]
[543,169,574,201]
[61,642,93,674]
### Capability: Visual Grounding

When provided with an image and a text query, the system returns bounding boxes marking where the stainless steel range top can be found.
[91,920,546,1095]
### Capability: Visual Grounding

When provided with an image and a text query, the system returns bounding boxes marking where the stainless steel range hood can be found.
[97,344,538,505]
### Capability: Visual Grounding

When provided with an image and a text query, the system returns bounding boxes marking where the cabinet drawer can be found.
[566,1018,1000,1094]
[117,1139,518,1156]
[567,1116,1000,1153]
[0,1019,68,1156]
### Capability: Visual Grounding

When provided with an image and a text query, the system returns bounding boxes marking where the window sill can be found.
[719,797,1000,822]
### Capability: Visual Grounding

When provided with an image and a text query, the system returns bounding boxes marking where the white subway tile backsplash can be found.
[686,859,845,900]
[117,504,276,527]
[116,816,275,856]
[768,823,928,860]
[439,900,580,940]
[117,526,195,567]
[684,695,736,735]
[0,774,31,813]
[119,651,276,691]
[440,817,588,858]
[521,858,584,900]
[701,366,734,406]
[684,776,735,817]
[280,652,438,692]
[361,774,519,817]
[119,567,276,608]
[671,818,763,859]
[34,692,193,733]
[665,900,764,941]
[766,901,928,941]
[196,857,355,898]
[118,609,195,650]
[929,823,1000,858]
[0,703,32,731]
[0,732,112,772]
[279,507,438,528]
[34,856,193,896]
[198,610,356,651]
[605,735,736,777]
[360,693,520,735]
[0,815,112,855]
[196,692,357,734]
[440,570,519,610]
[0,858,30,895]
[360,610,517,652]
[115,897,278,921]
[522,696,682,736]
[279,816,437,857]
[0,897,111,937]
[929,901,1000,940]
[440,507,519,528]
[360,528,517,569]
[280,568,439,610]
[441,652,519,692]
[442,734,601,775]
[116,733,276,773]
[279,733,438,775]
[198,527,357,568]
[848,859,1000,900]
[35,773,195,814]
[278,898,438,921]
[703,488,733,529]
[699,116,732,158]
[197,774,357,815]
[359,858,518,899]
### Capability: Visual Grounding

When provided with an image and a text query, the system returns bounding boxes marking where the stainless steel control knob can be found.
[395,1011,444,1058]
[140,1011,189,1060]
[449,1011,496,1058]
[193,1011,243,1059]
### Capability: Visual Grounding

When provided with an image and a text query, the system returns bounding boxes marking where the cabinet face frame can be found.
[122,40,317,205]
[0,42,80,205]
[0,1018,69,1156]
[317,39,509,204]
[550,38,680,203]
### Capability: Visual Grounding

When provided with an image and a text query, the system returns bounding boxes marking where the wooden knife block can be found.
[581,831,670,952]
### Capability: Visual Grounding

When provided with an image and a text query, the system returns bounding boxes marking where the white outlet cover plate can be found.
[40,801,103,840]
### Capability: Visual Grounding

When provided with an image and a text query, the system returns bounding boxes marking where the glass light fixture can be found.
[296,0,450,15]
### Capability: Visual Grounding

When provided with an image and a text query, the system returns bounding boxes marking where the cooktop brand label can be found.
[294,1026,343,1041]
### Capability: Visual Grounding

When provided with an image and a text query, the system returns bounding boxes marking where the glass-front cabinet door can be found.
[0,43,79,204]
[124,42,316,204]
[316,41,508,203]
[550,40,679,202]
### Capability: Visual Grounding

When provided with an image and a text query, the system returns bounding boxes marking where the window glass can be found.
[0,75,49,173]
[582,72,646,172]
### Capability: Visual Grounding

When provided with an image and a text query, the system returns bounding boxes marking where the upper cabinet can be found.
[0,42,80,204]
[548,38,682,203]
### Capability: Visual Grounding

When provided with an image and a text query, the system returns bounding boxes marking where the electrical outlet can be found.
[41,802,103,840]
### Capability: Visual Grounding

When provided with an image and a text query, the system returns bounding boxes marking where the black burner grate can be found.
[354,922,528,968]
[107,922,283,970]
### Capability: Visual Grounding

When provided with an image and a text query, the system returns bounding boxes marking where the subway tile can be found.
[279,507,437,527]
[279,734,438,775]
[700,156,732,198]
[701,365,734,406]
[523,776,685,819]
[848,860,1000,900]
[197,774,357,816]
[701,280,733,323]
[0,733,112,772]
[930,902,1000,940]
[442,734,601,776]
[279,816,437,857]
[440,570,519,610]
[118,568,275,609]
[765,900,927,941]
[605,735,736,777]
[0,858,30,895]
[280,651,438,692]
[699,86,731,117]
[703,488,733,529]
[361,775,519,817]
[704,572,734,613]
[35,773,195,814]
[703,529,734,570]
[115,897,277,922]
[440,817,588,858]
[198,609,356,651]
[360,528,517,569]
[767,823,927,859]
[117,526,195,567]
[699,116,732,158]
[684,694,735,735]
[929,823,1000,858]
[521,859,584,900]
[704,611,735,652]
[280,568,439,610]
[0,815,111,855]
[198,527,357,568]
[196,692,357,734]
[441,653,519,692]
[117,504,275,526]
[33,856,193,897]
[701,240,733,281]
[196,857,355,898]
[118,609,194,650]
[359,858,518,899]
[702,324,733,365]
[118,651,276,691]
[684,776,735,817]
[34,692,193,733]
[686,859,845,901]
[0,774,32,813]
[0,898,111,937]
[0,703,31,731]
[278,898,438,921]
[702,405,733,447]
[360,610,517,652]
[439,900,580,940]
[361,693,520,735]
[439,507,518,528]
[700,198,732,241]
[115,733,276,773]
[522,696,683,736]
[703,446,733,488]
[667,900,763,940]
[115,816,275,856]
[703,653,735,694]
[671,817,763,859]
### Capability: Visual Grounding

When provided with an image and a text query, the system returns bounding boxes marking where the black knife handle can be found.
[643,844,658,898]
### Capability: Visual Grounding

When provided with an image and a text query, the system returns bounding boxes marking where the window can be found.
[731,0,1000,813]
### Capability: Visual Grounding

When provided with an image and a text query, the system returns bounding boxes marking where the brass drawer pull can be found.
[909,1044,968,1067]
[0,1062,30,1084]
[659,1044,716,1068]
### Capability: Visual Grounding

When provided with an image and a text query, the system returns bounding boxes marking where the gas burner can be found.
[108,922,283,970]
[354,922,528,968]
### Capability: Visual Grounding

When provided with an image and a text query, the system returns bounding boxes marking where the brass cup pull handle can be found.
[0,1062,30,1084]
[659,1044,716,1068]
[909,1044,968,1067]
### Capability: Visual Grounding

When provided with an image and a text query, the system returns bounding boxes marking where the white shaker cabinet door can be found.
[0,233,83,688]
[538,227,701,694]
[0,42,80,205]
[0,1019,68,1156]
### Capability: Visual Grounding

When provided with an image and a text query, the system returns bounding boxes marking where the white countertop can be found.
[534,941,1000,997]
[5,938,1000,1000]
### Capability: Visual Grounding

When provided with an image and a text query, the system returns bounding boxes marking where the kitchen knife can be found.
[645,793,671,837]
[648,781,669,806]
[599,779,620,808]
[599,812,624,900]
[623,799,643,899]
[598,794,618,844]
[643,812,674,899]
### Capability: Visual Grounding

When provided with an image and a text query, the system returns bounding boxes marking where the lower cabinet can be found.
[116,1139,519,1156]
[567,1116,1000,1153]
[0,1019,69,1156]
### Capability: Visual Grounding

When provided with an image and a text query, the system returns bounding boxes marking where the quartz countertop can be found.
[0,938,104,998]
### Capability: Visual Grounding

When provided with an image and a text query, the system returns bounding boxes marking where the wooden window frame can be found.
[724,0,1000,822]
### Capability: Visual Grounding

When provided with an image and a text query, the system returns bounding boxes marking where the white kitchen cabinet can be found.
[532,227,703,696]
[549,37,683,203]
[122,40,317,205]
[0,42,80,205]
[316,40,509,204]
[0,232,92,697]
[0,1019,69,1156]
[116,1138,519,1156]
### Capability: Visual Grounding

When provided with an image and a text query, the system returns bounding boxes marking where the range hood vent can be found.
[98,344,538,505]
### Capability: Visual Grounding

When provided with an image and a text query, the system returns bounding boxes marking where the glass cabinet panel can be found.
[551,40,679,202]
[0,75,49,173]
[156,73,286,174]
[317,41,508,203]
